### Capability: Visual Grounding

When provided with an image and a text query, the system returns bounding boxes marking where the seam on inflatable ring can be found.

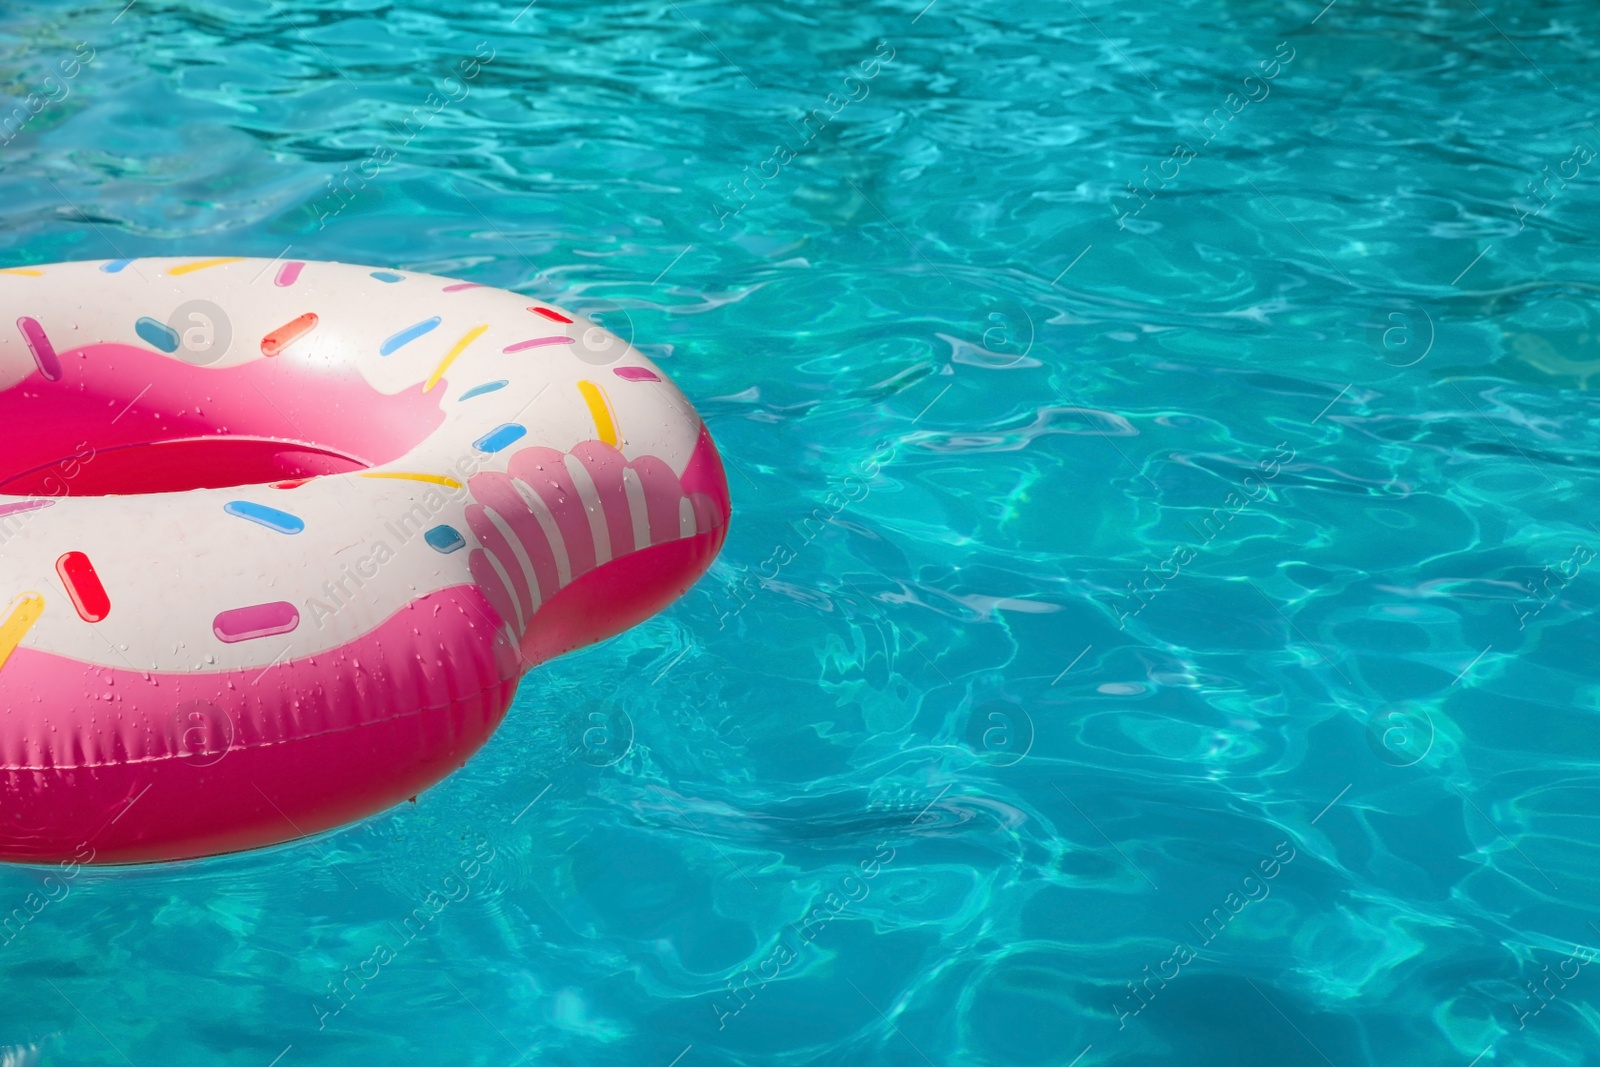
[0,674,519,773]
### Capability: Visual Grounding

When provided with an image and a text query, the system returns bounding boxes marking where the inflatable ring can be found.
[0,257,731,864]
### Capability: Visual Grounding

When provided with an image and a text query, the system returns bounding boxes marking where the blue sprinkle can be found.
[424,525,465,553]
[223,500,305,535]
[379,316,441,356]
[458,380,508,401]
[135,317,179,353]
[101,259,133,273]
[370,270,404,283]
[473,423,527,454]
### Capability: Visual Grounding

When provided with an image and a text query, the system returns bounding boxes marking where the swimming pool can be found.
[4,0,1600,1064]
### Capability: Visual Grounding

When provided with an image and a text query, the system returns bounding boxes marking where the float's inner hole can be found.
[0,439,370,496]
[0,340,444,497]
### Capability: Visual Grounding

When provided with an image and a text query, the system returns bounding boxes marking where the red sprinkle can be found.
[56,551,110,623]
[261,312,318,357]
[529,306,573,324]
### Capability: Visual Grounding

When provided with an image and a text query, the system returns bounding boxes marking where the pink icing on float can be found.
[0,257,730,864]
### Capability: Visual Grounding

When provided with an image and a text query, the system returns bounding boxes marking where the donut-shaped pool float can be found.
[0,257,730,864]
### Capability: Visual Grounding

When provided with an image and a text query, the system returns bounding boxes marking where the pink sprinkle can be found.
[0,499,53,520]
[275,261,305,287]
[213,601,300,643]
[503,335,573,353]
[613,366,661,382]
[16,317,60,381]
[442,283,483,292]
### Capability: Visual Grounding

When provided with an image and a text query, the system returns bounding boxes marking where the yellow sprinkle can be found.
[424,324,488,393]
[578,379,619,447]
[0,269,43,277]
[0,593,44,673]
[168,257,244,276]
[359,471,464,489]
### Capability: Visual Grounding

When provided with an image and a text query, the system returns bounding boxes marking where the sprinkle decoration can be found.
[359,471,464,489]
[578,380,620,447]
[473,424,527,454]
[424,324,488,392]
[16,317,61,380]
[213,601,299,643]
[169,257,243,276]
[380,316,441,356]
[56,552,110,623]
[458,380,508,400]
[261,312,319,357]
[504,335,572,353]
[223,501,305,535]
[135,317,180,353]
[0,593,44,673]
[425,525,466,553]
[0,500,53,520]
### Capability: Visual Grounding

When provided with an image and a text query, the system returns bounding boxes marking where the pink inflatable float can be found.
[0,257,730,864]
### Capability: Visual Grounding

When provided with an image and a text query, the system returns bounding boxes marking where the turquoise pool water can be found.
[5,0,1600,1063]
